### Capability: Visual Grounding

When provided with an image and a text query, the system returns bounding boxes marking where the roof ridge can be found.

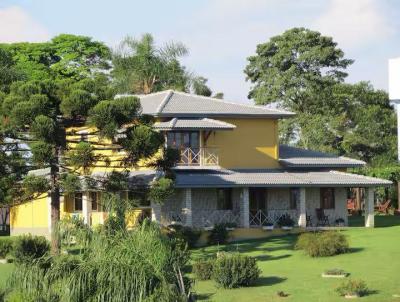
[156,90,174,114]
[171,90,294,115]
[136,90,171,98]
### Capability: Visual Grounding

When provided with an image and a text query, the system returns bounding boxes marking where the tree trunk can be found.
[50,163,60,255]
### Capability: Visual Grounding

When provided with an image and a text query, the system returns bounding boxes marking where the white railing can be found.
[249,209,299,227]
[194,210,240,228]
[163,211,185,225]
[178,147,219,166]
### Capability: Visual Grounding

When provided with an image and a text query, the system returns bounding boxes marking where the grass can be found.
[192,216,400,302]
[1,216,400,301]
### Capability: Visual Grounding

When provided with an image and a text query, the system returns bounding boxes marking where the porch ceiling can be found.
[173,169,392,188]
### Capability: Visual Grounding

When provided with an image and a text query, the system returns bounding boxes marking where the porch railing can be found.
[178,147,219,166]
[249,209,299,227]
[194,210,240,228]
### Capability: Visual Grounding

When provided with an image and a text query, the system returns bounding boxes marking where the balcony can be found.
[177,147,219,166]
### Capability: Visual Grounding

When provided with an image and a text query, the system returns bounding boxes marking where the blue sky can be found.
[1,0,399,103]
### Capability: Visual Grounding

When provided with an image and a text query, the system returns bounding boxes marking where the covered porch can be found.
[154,169,392,229]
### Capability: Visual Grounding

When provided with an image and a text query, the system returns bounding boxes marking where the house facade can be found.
[10,90,391,237]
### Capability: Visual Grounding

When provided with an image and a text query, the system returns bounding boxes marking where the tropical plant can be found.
[0,237,13,258]
[166,224,201,248]
[6,222,192,301]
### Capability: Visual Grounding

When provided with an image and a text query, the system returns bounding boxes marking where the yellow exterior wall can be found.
[10,194,49,236]
[206,118,280,169]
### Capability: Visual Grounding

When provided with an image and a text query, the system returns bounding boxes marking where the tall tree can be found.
[0,76,176,253]
[245,27,353,113]
[245,27,396,165]
[0,34,111,81]
[112,33,217,96]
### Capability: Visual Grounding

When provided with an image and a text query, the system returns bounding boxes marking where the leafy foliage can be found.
[335,279,369,297]
[6,223,192,301]
[208,223,229,245]
[166,224,201,248]
[276,214,295,227]
[0,237,13,258]
[148,177,175,204]
[295,231,349,257]
[212,253,260,288]
[12,234,50,264]
[193,259,214,280]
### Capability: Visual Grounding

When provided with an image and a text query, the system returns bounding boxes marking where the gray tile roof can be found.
[279,145,365,168]
[174,169,391,188]
[153,118,236,130]
[135,90,294,118]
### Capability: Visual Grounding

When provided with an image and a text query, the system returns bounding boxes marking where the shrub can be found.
[208,224,229,245]
[166,225,201,248]
[295,231,349,257]
[335,279,369,297]
[0,238,13,258]
[212,253,260,288]
[12,234,50,263]
[193,259,214,280]
[277,214,295,227]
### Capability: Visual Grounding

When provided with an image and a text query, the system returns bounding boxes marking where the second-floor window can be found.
[166,131,199,150]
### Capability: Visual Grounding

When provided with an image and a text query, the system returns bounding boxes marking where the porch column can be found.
[298,188,307,228]
[183,188,193,227]
[151,201,161,223]
[241,187,250,228]
[82,192,91,225]
[365,187,375,227]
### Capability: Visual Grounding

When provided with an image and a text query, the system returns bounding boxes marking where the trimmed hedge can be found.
[295,231,349,257]
[213,253,260,288]
[193,259,214,280]
[12,234,50,263]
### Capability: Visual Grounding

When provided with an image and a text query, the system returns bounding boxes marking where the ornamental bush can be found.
[208,224,229,245]
[193,259,214,280]
[0,238,13,258]
[335,279,369,297]
[212,253,260,288]
[295,231,349,257]
[12,234,50,263]
[166,225,201,248]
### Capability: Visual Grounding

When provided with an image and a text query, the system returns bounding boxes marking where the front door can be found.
[249,188,267,226]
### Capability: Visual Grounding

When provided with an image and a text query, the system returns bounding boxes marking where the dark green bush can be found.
[208,224,229,245]
[335,279,369,297]
[193,259,214,280]
[0,238,13,258]
[212,253,260,288]
[12,234,50,263]
[166,225,201,248]
[277,214,295,227]
[295,231,349,257]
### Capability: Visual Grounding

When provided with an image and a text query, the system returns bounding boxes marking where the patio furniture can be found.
[316,208,329,226]
[377,199,391,214]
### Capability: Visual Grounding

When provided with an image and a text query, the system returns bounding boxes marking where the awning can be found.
[153,118,236,131]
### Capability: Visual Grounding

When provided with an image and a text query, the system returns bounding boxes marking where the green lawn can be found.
[192,216,400,302]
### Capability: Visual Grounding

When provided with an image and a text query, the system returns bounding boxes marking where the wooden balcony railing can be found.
[178,147,219,166]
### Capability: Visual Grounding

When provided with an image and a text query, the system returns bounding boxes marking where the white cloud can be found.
[313,0,394,49]
[0,6,49,43]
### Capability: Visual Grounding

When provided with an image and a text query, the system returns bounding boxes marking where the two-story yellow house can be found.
[10,90,391,238]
